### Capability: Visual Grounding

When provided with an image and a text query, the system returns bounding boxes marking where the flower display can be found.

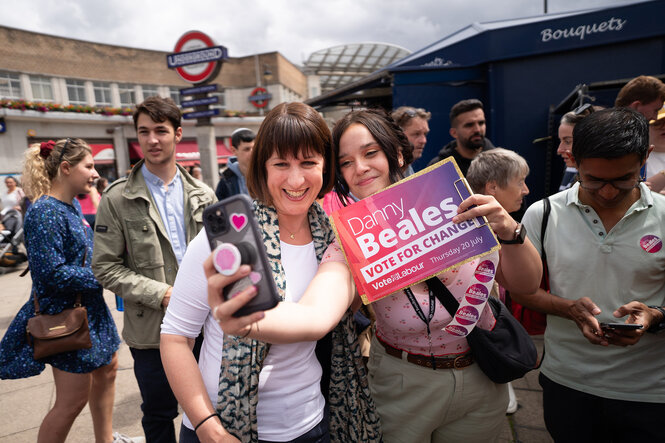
[0,99,256,118]
[0,99,133,116]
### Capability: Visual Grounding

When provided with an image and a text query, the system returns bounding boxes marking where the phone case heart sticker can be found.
[230,213,248,232]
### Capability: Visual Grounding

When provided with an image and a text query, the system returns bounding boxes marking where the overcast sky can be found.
[0,0,648,65]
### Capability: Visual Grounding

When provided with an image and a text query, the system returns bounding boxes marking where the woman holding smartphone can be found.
[209,110,542,443]
[0,139,123,443]
[160,102,381,443]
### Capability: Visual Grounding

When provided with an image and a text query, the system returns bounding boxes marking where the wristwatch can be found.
[647,306,665,333]
[498,223,527,245]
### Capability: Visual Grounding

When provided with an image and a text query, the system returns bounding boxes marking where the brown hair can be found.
[23,138,92,200]
[615,75,665,107]
[246,102,335,205]
[133,96,182,131]
[332,109,407,205]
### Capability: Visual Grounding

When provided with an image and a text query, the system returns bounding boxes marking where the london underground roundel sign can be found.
[249,87,272,108]
[169,31,225,84]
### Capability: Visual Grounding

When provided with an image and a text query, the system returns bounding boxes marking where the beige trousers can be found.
[368,335,508,443]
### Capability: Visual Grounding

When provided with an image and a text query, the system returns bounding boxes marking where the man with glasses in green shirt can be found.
[513,107,665,442]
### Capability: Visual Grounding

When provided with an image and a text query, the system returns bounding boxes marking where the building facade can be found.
[0,25,311,185]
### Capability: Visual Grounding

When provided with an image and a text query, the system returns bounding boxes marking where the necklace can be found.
[279,220,306,240]
[281,224,300,240]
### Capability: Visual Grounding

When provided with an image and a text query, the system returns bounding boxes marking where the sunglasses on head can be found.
[573,103,595,116]
[58,138,71,164]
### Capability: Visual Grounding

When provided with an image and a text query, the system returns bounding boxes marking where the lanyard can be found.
[403,286,437,368]
[403,286,435,334]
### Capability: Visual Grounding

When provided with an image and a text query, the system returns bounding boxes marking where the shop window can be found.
[169,87,181,105]
[141,85,158,100]
[0,72,21,99]
[118,83,136,107]
[30,76,54,102]
[66,79,87,105]
[93,82,112,106]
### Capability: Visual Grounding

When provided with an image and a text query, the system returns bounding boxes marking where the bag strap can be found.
[534,196,552,369]
[32,214,89,315]
[540,197,551,263]
[425,277,458,317]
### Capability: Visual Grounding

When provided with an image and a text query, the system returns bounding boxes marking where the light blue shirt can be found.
[523,182,665,402]
[141,165,187,265]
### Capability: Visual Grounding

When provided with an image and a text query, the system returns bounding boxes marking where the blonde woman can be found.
[0,139,129,443]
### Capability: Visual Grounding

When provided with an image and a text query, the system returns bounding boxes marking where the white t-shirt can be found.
[647,151,665,178]
[1,188,24,215]
[257,240,324,441]
[161,230,324,440]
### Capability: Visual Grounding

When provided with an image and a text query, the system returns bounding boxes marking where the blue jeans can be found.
[259,415,329,443]
[179,415,330,443]
[130,347,178,443]
[178,425,200,443]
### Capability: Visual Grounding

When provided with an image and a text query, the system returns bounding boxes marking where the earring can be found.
[399,159,404,167]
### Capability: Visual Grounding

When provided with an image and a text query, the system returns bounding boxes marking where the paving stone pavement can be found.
[0,263,552,442]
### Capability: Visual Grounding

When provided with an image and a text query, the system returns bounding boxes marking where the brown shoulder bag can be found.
[25,237,92,360]
[26,292,92,360]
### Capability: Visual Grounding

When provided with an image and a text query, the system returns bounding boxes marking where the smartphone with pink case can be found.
[203,194,279,317]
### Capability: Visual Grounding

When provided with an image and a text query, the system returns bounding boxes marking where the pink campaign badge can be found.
[474,260,495,283]
[455,305,480,326]
[640,235,662,253]
[445,324,469,337]
[465,284,489,305]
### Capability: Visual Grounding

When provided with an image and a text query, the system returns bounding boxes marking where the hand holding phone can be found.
[599,322,643,331]
[203,195,279,317]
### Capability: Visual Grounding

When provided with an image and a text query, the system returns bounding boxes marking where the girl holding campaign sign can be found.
[208,109,542,443]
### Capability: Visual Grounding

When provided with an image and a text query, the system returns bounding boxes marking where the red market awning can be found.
[128,139,232,166]
[90,144,115,165]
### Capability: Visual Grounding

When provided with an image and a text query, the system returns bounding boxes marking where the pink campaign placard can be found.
[330,158,500,305]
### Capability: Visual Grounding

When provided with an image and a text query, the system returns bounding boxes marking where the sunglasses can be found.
[58,138,71,164]
[573,103,595,116]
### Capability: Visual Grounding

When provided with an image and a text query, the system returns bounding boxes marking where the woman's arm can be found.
[160,334,238,442]
[160,230,240,442]
[646,170,665,194]
[453,194,542,294]
[206,258,356,344]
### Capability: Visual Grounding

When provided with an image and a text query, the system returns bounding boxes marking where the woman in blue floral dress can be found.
[0,139,121,443]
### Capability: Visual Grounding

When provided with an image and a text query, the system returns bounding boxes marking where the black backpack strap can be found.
[535,196,551,369]
[540,197,551,262]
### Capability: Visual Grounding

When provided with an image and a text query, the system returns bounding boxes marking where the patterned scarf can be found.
[216,201,382,442]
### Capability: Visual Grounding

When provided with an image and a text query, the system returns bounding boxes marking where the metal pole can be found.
[254,54,264,116]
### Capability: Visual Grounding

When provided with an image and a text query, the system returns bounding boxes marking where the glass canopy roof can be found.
[304,43,410,93]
